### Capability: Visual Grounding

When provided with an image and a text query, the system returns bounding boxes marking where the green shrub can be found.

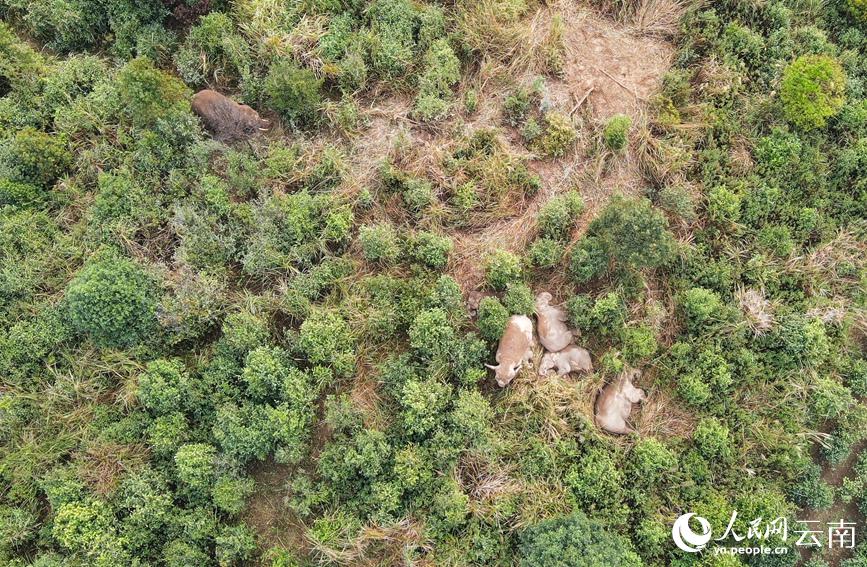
[408,231,452,269]
[566,448,624,511]
[359,222,400,264]
[504,87,532,126]
[1,127,71,188]
[369,0,418,78]
[568,236,608,283]
[694,418,733,461]
[476,296,509,342]
[503,283,534,315]
[409,308,456,361]
[528,237,564,268]
[117,57,189,128]
[174,443,217,492]
[485,249,523,291]
[602,114,631,151]
[657,185,697,222]
[850,0,867,23]
[0,21,45,93]
[414,39,461,121]
[621,325,658,363]
[319,12,354,62]
[401,177,435,213]
[531,112,577,157]
[242,347,293,402]
[52,500,115,553]
[0,179,41,207]
[66,255,159,348]
[211,475,255,515]
[174,12,250,86]
[790,463,833,510]
[583,195,674,273]
[757,224,795,257]
[537,190,584,241]
[780,55,846,130]
[137,359,189,416]
[590,292,627,337]
[400,377,452,437]
[707,186,742,225]
[680,287,726,331]
[265,60,322,129]
[629,438,676,484]
[519,511,642,567]
[215,524,257,565]
[219,311,269,359]
[298,310,355,377]
[812,378,855,420]
[148,412,189,456]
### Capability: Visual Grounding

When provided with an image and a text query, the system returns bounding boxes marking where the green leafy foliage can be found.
[602,114,631,151]
[780,55,846,130]
[265,60,323,129]
[519,511,642,567]
[5,2,867,566]
[65,255,159,348]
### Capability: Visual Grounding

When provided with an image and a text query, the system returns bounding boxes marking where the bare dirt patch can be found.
[559,8,674,120]
[243,460,309,561]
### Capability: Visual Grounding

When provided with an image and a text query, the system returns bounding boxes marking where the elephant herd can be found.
[486,292,646,435]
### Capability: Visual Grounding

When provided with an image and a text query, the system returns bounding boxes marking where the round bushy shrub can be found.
[537,190,584,241]
[528,238,564,268]
[503,283,534,315]
[780,55,846,130]
[485,249,523,291]
[694,418,733,461]
[582,196,674,274]
[568,236,608,283]
[707,186,742,225]
[850,0,867,23]
[211,475,254,515]
[52,500,115,553]
[297,310,355,376]
[174,443,217,492]
[2,127,71,188]
[414,39,461,121]
[629,438,676,483]
[242,347,292,402]
[519,511,642,567]
[621,325,658,363]
[408,308,457,361]
[0,179,41,207]
[531,112,577,157]
[602,114,631,151]
[476,296,509,342]
[408,231,452,269]
[66,256,159,348]
[137,359,188,416]
[790,463,833,510]
[117,57,190,128]
[680,287,725,331]
[359,222,401,264]
[265,60,322,129]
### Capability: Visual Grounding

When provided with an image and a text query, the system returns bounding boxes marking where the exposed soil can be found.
[243,459,309,563]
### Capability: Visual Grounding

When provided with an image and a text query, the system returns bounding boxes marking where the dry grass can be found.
[307,517,431,567]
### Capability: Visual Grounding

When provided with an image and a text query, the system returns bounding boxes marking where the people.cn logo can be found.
[672,513,713,553]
